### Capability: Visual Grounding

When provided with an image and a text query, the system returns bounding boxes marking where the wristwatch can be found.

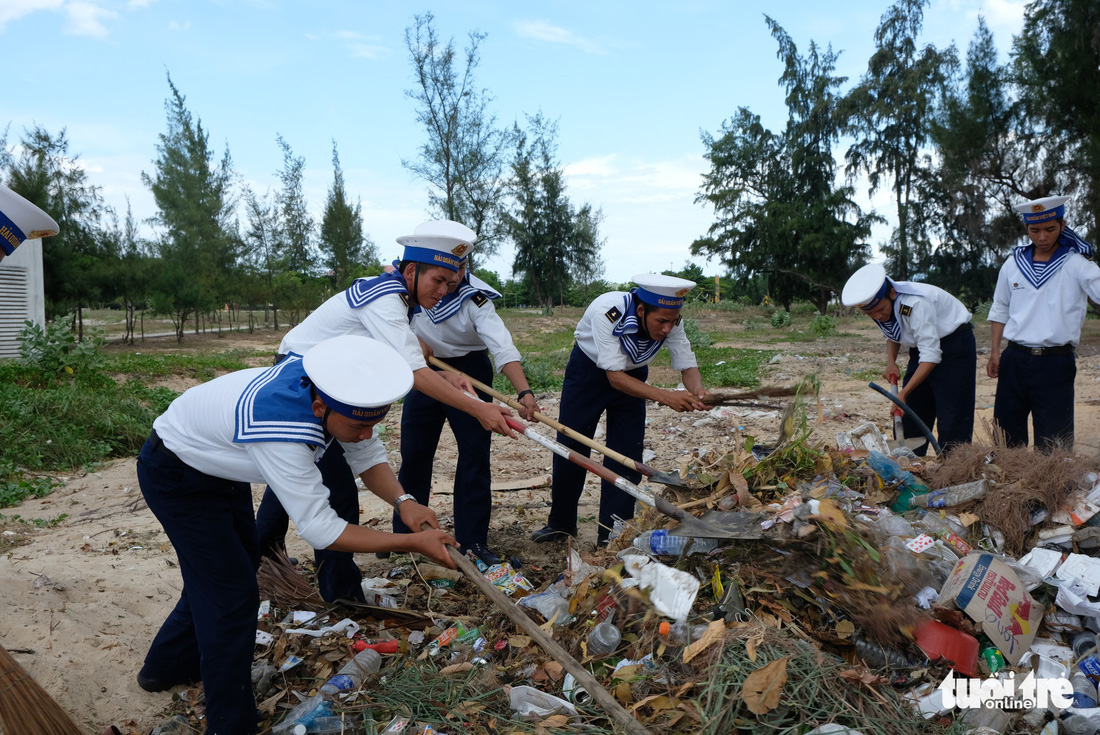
[394,493,416,509]
[517,389,534,400]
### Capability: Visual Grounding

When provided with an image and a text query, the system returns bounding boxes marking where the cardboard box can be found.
[937,553,1045,666]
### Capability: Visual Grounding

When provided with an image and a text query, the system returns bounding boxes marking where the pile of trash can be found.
[144,415,1100,735]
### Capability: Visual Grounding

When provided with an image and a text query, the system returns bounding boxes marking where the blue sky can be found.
[2,0,1026,283]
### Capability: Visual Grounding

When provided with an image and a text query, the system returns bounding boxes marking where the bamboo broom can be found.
[0,642,84,735]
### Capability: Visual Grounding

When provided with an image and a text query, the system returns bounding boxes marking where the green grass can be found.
[101,348,263,379]
[651,346,774,388]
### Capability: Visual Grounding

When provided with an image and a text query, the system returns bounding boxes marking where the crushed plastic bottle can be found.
[586,621,622,658]
[632,529,720,556]
[272,649,382,733]
[868,451,930,512]
[910,479,990,508]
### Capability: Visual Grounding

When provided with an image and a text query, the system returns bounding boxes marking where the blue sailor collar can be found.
[422,273,501,324]
[345,269,411,312]
[234,354,326,447]
[612,291,666,365]
[1012,226,1094,289]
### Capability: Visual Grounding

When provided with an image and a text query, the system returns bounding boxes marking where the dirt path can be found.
[3,311,1099,733]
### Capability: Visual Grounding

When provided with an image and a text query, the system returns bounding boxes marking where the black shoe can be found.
[375,551,391,560]
[137,665,198,693]
[460,542,501,566]
[531,524,577,543]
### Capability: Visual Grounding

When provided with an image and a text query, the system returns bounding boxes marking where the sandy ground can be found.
[3,314,1100,734]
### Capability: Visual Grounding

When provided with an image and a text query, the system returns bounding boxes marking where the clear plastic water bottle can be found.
[632,529,720,556]
[1072,670,1098,709]
[910,479,990,508]
[586,621,621,658]
[1074,632,1100,659]
[272,649,382,733]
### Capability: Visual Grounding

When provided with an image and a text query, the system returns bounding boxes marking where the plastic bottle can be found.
[919,513,972,556]
[868,451,930,512]
[910,479,990,509]
[1072,670,1098,709]
[586,621,622,658]
[631,529,720,556]
[978,635,1005,674]
[658,620,691,646]
[1074,632,1100,659]
[272,650,382,733]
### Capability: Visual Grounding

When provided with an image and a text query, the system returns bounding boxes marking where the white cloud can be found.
[513,20,605,55]
[349,43,388,60]
[127,0,156,8]
[0,0,63,31]
[64,1,117,37]
[168,19,190,31]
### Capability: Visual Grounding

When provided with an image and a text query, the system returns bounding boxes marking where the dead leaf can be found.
[959,512,980,527]
[508,635,531,649]
[683,619,726,664]
[538,714,570,729]
[741,657,789,715]
[256,688,285,715]
[543,661,564,681]
[615,681,633,704]
[835,620,855,640]
[811,498,849,529]
[797,523,818,538]
[745,637,757,663]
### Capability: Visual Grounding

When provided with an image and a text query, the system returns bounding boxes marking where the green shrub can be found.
[682,318,715,349]
[810,314,837,337]
[790,302,817,316]
[19,320,105,378]
[742,317,767,331]
[770,310,792,328]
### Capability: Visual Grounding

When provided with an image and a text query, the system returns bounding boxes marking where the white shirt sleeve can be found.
[592,315,630,372]
[906,300,943,364]
[1074,257,1100,304]
[987,262,1012,325]
[339,436,390,476]
[664,322,699,371]
[357,295,427,371]
[470,300,523,371]
[245,442,348,550]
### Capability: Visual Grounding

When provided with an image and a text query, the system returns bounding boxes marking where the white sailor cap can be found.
[0,183,59,257]
[396,219,476,271]
[841,263,891,309]
[631,273,696,309]
[1014,195,1070,225]
[302,335,413,421]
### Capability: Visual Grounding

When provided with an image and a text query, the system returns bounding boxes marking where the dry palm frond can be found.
[702,385,798,406]
[0,642,84,735]
[257,550,326,611]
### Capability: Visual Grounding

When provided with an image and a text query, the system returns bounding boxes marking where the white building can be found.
[0,238,46,358]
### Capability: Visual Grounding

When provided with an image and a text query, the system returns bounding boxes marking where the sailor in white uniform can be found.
[254,220,513,602]
[0,182,60,263]
[396,256,539,564]
[842,263,976,454]
[987,195,1100,450]
[532,274,709,546]
[135,335,457,735]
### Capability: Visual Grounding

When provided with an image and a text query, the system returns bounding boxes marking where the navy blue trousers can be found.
[137,436,259,735]
[394,350,494,547]
[548,345,647,544]
[994,347,1076,451]
[901,323,977,456]
[254,441,366,603]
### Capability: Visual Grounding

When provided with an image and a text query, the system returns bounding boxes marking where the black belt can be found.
[1007,341,1074,356]
[148,428,181,461]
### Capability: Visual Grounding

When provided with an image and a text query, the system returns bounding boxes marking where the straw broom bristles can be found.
[0,642,83,735]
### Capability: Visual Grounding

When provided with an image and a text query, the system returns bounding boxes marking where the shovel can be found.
[500,414,763,540]
[868,381,941,455]
[887,377,925,452]
[430,356,692,488]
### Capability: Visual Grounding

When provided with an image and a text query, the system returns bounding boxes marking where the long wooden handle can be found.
[429,356,650,477]
[429,530,652,735]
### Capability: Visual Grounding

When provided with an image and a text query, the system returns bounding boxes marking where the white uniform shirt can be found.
[574,291,698,372]
[152,367,389,550]
[890,284,971,364]
[412,296,522,369]
[280,289,426,371]
[987,253,1100,347]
